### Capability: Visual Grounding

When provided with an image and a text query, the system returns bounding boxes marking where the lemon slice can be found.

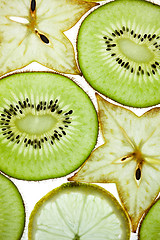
[28,182,130,240]
[0,174,25,240]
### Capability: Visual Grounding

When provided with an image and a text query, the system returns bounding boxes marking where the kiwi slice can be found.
[139,198,160,240]
[78,0,160,107]
[28,182,130,240]
[0,0,97,76]
[0,173,25,240]
[0,72,98,180]
[70,94,160,232]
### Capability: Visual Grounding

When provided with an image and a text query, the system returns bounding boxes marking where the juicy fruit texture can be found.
[0,174,25,240]
[78,0,160,107]
[0,72,98,180]
[28,182,130,240]
[0,0,96,76]
[139,198,160,240]
[70,95,160,232]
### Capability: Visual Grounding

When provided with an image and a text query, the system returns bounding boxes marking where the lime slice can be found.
[0,174,25,240]
[139,198,160,240]
[28,182,130,240]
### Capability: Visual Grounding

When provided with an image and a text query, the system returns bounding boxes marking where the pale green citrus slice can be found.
[0,174,25,240]
[28,182,130,240]
[139,198,160,240]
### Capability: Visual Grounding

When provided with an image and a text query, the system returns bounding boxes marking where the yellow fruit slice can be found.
[28,182,130,240]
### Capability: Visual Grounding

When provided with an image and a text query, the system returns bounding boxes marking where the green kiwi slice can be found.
[78,0,160,107]
[139,198,160,240]
[0,173,25,240]
[0,72,98,180]
[28,182,130,240]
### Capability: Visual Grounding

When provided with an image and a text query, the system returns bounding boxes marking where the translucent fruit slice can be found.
[78,0,160,107]
[28,182,130,240]
[0,174,25,240]
[139,198,160,240]
[0,0,97,76]
[70,94,160,232]
[0,72,98,180]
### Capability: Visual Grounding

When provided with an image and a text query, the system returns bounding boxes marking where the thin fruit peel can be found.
[28,182,130,240]
[70,94,160,232]
[0,0,97,76]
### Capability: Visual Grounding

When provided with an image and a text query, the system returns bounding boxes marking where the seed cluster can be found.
[103,26,160,77]
[0,98,73,149]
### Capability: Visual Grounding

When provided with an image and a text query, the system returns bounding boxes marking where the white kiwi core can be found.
[15,114,58,135]
[117,38,154,63]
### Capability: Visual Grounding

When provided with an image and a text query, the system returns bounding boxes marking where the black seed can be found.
[131,68,134,73]
[65,125,68,128]
[122,26,125,31]
[18,101,23,108]
[7,131,12,134]
[147,72,150,76]
[6,120,10,122]
[155,61,159,66]
[19,110,23,114]
[115,30,120,36]
[121,62,125,67]
[14,108,17,111]
[108,38,113,41]
[41,138,44,143]
[151,64,156,69]
[54,130,58,133]
[16,135,20,139]
[141,38,144,42]
[44,107,46,110]
[55,99,58,103]
[65,117,70,120]
[65,110,73,115]
[44,137,48,141]
[24,138,28,143]
[54,133,59,139]
[58,110,62,114]
[152,34,156,39]
[120,30,123,34]
[59,127,63,130]
[106,48,111,51]
[111,44,116,47]
[138,34,141,39]
[141,70,144,75]
[51,136,55,140]
[134,34,136,38]
[112,33,116,37]
[3,133,7,135]
[62,131,66,135]
[144,34,147,38]
[52,104,56,108]
[156,36,160,39]
[28,139,31,144]
[105,41,110,44]
[153,42,157,45]
[7,115,11,119]
[63,121,71,124]
[34,145,37,149]
[116,58,120,62]
[40,105,43,110]
[1,118,5,121]
[37,104,40,111]
[39,145,41,149]
[51,140,54,145]
[51,107,55,112]
[2,128,6,131]
[126,27,129,32]
[103,36,107,39]
[136,168,141,180]
[139,66,141,71]
[17,140,20,144]
[124,62,129,68]
[28,103,30,107]
[118,59,122,64]
[155,45,159,48]
[137,71,140,76]
[131,30,134,35]
[26,98,29,103]
[111,53,116,56]
[148,34,151,38]
[58,134,62,137]
[4,123,9,125]
[1,114,6,117]
[4,110,11,116]
[149,38,152,41]
[16,105,19,109]
[39,34,49,44]
[23,101,27,108]
[152,70,155,75]
[31,0,36,12]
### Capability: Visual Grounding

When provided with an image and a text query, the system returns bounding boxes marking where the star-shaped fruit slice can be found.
[70,94,160,232]
[0,0,97,76]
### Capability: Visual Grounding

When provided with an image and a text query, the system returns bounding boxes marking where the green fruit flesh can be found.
[28,182,130,240]
[0,174,25,240]
[78,0,160,107]
[139,198,160,240]
[0,72,98,180]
